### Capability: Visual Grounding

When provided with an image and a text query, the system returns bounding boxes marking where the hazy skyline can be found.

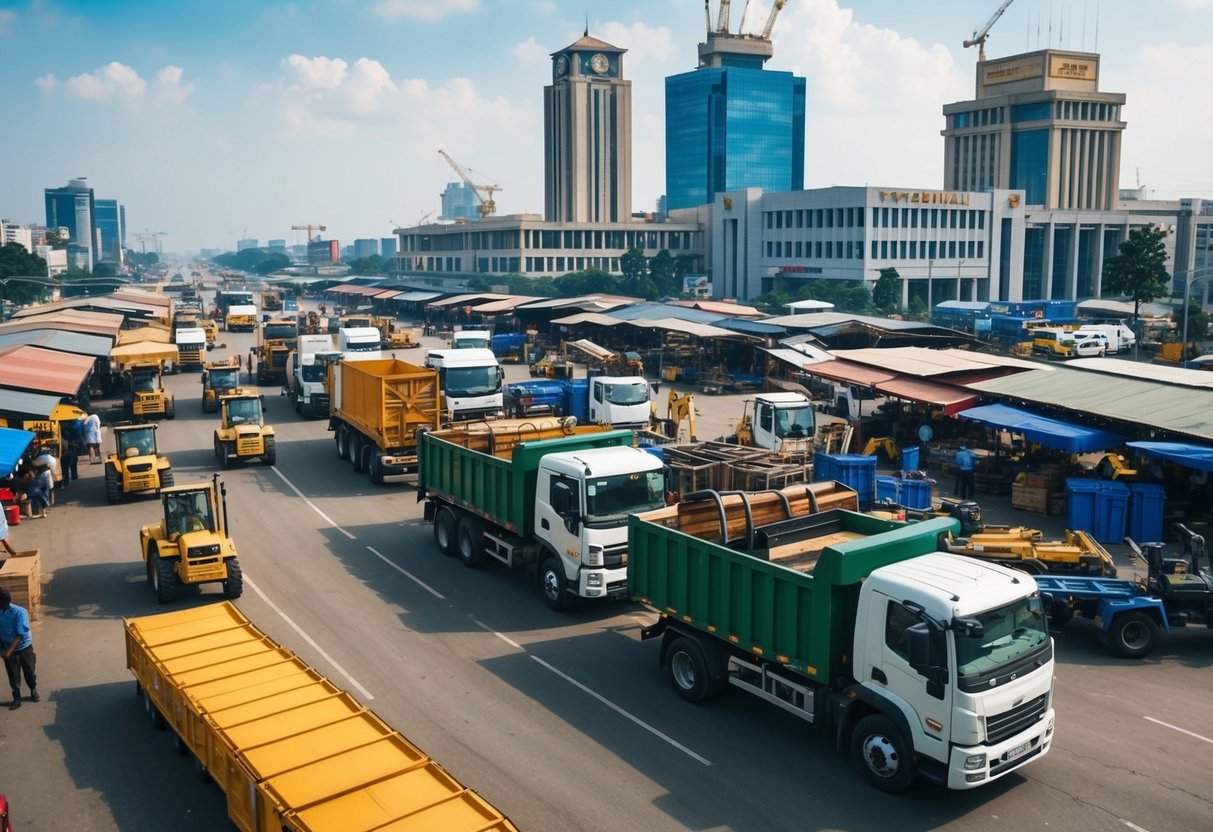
[2,0,1211,254]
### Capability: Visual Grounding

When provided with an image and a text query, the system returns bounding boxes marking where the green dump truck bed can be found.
[418,422,633,536]
[629,504,960,685]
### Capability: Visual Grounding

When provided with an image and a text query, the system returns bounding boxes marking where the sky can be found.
[2,0,1212,255]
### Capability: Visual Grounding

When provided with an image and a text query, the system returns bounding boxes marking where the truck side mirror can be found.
[906,622,932,671]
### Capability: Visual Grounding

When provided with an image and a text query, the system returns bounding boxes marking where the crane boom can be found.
[716,0,732,34]
[290,224,326,242]
[761,0,787,39]
[437,149,501,218]
[963,0,1016,61]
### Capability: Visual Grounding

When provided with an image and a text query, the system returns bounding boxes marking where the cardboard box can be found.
[1012,483,1049,513]
[0,549,41,615]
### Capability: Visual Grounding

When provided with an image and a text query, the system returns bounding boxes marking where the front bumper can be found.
[577,565,628,599]
[947,708,1055,789]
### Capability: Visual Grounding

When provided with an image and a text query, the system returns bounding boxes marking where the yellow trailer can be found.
[125,603,518,832]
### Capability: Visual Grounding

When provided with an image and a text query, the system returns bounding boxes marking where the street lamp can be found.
[1180,265,1213,361]
[957,260,965,302]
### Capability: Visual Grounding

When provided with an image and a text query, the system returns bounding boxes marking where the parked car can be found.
[1071,331,1109,357]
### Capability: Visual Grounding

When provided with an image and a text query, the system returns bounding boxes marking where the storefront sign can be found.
[879,191,971,206]
[982,56,1043,86]
[1048,54,1097,81]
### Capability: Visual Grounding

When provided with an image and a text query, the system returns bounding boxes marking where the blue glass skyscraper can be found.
[665,31,805,211]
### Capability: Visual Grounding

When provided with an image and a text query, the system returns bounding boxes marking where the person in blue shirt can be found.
[0,587,38,709]
[954,444,977,500]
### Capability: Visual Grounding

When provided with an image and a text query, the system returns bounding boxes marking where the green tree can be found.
[619,247,648,291]
[553,269,619,296]
[648,250,678,297]
[504,275,561,297]
[465,275,492,292]
[0,242,52,304]
[1177,296,1210,358]
[348,255,386,276]
[872,267,901,314]
[1102,224,1170,324]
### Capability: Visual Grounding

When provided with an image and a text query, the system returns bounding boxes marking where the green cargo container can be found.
[628,510,960,686]
[418,428,633,537]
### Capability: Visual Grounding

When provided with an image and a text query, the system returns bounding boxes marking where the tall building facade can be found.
[543,34,632,223]
[380,237,397,259]
[94,199,125,265]
[353,238,378,260]
[440,182,480,222]
[942,49,1126,210]
[665,32,805,211]
[44,178,96,270]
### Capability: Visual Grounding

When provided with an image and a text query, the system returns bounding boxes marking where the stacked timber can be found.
[662,441,813,495]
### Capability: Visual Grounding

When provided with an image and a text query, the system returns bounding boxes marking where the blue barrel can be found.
[898,478,933,511]
[814,453,877,509]
[1065,479,1100,537]
[899,446,920,472]
[1127,482,1165,544]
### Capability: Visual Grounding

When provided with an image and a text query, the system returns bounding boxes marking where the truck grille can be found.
[987,694,1048,744]
[603,544,627,569]
[127,463,153,473]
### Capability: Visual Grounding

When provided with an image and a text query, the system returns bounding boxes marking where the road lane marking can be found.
[529,655,713,767]
[269,465,356,539]
[1143,716,1213,745]
[367,546,445,599]
[245,575,374,700]
[1120,820,1152,832]
[469,615,523,650]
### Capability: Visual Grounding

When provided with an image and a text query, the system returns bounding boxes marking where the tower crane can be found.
[290,223,327,242]
[963,0,1017,61]
[715,0,732,33]
[437,149,501,219]
[760,0,786,39]
[417,208,437,225]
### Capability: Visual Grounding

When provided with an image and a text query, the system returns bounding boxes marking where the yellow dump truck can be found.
[125,603,518,832]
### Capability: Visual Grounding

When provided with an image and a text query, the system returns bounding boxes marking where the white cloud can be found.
[33,73,56,92]
[284,54,348,89]
[154,65,196,104]
[371,0,478,22]
[512,35,548,66]
[344,58,398,113]
[66,61,147,100]
[597,21,680,68]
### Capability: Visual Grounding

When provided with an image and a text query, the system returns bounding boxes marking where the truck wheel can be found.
[146,549,156,586]
[335,426,347,459]
[352,438,368,472]
[158,468,174,490]
[105,464,121,504]
[263,437,276,466]
[852,714,915,793]
[1107,611,1159,659]
[540,557,573,611]
[666,637,713,703]
[218,442,231,469]
[165,399,176,420]
[457,517,487,568]
[222,559,244,599]
[294,396,301,414]
[369,453,385,485]
[433,507,458,556]
[1048,599,1074,628]
[152,554,178,604]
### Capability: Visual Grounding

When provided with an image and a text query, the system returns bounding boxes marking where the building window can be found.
[978,241,984,259]
[881,240,888,258]
[785,241,792,258]
[911,210,919,229]
[871,240,878,258]
[929,241,937,259]
[1012,101,1052,122]
[816,241,823,258]
[930,209,938,229]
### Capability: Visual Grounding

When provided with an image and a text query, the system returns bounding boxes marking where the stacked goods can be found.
[0,550,40,616]
[661,441,812,497]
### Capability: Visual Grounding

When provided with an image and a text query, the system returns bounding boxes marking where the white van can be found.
[1077,323,1135,354]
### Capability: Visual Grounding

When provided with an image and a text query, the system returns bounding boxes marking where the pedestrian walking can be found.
[0,587,38,709]
[954,444,976,500]
[26,463,51,520]
[0,505,17,558]
[61,440,80,488]
[81,412,102,463]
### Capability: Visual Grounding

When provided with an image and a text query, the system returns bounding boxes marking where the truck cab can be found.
[338,327,383,361]
[253,316,299,384]
[451,329,491,350]
[224,304,258,333]
[425,348,504,422]
[124,362,176,421]
[831,383,887,422]
[201,361,249,413]
[738,392,815,453]
[586,375,651,428]
[174,327,207,372]
[288,348,341,418]
[213,394,275,468]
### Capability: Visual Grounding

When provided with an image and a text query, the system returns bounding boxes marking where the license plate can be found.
[1005,740,1032,761]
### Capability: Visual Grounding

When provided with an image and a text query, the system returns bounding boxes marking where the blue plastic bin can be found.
[1065,479,1100,538]
[898,478,933,511]
[1097,481,1130,544]
[876,476,899,504]
[1127,482,1166,544]
[814,453,877,509]
[899,446,920,472]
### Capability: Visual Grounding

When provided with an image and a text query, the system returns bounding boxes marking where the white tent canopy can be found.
[784,299,835,311]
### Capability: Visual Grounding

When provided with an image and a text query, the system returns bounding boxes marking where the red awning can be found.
[875,377,979,415]
[800,359,895,387]
[0,344,95,395]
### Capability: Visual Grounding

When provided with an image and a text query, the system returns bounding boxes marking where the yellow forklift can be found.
[139,474,241,603]
[105,423,173,504]
[213,393,276,468]
[201,359,251,413]
[122,362,176,421]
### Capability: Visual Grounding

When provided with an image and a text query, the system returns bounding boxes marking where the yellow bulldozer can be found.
[213,393,276,468]
[105,423,174,504]
[139,474,242,603]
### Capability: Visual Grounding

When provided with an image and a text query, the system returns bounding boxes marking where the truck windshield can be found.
[584,471,666,521]
[774,406,814,438]
[131,371,157,392]
[210,369,238,389]
[954,596,1050,686]
[264,324,296,340]
[118,429,156,457]
[444,366,501,397]
[227,399,261,425]
[345,342,379,353]
[453,338,489,349]
[603,381,649,406]
[165,491,214,536]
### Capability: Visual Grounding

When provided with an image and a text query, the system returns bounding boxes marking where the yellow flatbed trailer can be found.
[125,603,518,832]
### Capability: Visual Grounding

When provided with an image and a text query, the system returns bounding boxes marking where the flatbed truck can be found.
[629,498,1056,792]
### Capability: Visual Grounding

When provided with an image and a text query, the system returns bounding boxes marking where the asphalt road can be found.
[2,299,1211,831]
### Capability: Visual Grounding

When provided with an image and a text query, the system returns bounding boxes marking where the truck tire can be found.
[146,550,156,586]
[852,714,916,793]
[294,395,301,414]
[1107,611,1159,659]
[369,453,385,485]
[358,442,373,474]
[335,426,347,459]
[222,558,244,599]
[152,553,178,604]
[105,464,121,504]
[158,468,174,490]
[457,517,487,568]
[540,557,574,611]
[218,440,232,469]
[433,506,458,557]
[352,437,368,472]
[263,437,276,466]
[1048,599,1074,628]
[665,637,714,703]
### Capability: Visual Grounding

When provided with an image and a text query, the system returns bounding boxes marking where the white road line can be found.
[468,615,523,650]
[1120,819,1153,832]
[367,546,445,599]
[269,465,356,539]
[529,655,713,767]
[1143,716,1213,745]
[245,575,374,700]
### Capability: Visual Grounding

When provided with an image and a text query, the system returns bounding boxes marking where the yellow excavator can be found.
[861,436,900,464]
[665,389,697,442]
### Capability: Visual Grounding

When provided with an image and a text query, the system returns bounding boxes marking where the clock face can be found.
[555,55,568,76]
[589,53,609,75]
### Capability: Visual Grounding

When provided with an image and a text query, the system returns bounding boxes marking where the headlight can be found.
[585,545,604,567]
[964,753,987,771]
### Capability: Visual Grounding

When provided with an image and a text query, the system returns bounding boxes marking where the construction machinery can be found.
[213,393,275,468]
[529,351,575,379]
[139,474,241,604]
[564,338,645,376]
[438,149,501,218]
[201,358,252,413]
[963,0,1017,61]
[861,436,900,464]
[261,289,283,311]
[944,526,1118,577]
[372,315,417,349]
[731,392,814,455]
[199,317,218,346]
[657,389,697,442]
[251,316,299,385]
[122,362,176,421]
[105,423,174,504]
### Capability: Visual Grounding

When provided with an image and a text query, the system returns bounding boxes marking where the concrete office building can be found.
[94,198,125,265]
[544,33,632,223]
[44,178,96,270]
[353,238,378,260]
[665,15,805,211]
[237,238,260,251]
[267,239,287,255]
[380,237,397,260]
[942,49,1126,210]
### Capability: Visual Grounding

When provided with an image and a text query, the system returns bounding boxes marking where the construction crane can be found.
[438,149,501,219]
[715,0,732,33]
[761,0,786,39]
[964,0,1017,61]
[418,208,437,225]
[133,230,166,255]
[290,223,327,242]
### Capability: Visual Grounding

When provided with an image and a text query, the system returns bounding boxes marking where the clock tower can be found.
[544,33,632,223]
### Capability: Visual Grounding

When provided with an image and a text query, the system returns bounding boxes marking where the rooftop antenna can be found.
[704,0,712,34]
[1082,1,1087,51]
[584,16,588,37]
[1094,2,1100,51]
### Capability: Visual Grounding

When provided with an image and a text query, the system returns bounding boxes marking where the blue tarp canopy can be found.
[956,403,1123,453]
[1127,441,1213,472]
[0,427,36,477]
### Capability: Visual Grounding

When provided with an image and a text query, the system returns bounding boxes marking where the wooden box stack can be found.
[1011,483,1050,513]
[0,549,41,616]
